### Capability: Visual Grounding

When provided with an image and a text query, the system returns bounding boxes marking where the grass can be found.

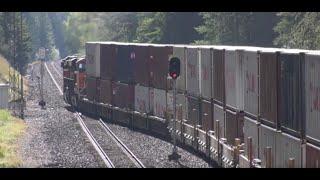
[0,109,26,167]
[0,55,29,102]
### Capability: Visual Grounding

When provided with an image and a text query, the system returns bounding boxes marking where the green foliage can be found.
[273,12,320,49]
[135,12,166,43]
[63,12,100,55]
[0,12,32,74]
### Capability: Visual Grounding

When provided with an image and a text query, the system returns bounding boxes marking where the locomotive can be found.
[61,55,86,108]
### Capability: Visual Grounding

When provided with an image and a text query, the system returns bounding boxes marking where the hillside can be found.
[0,55,28,102]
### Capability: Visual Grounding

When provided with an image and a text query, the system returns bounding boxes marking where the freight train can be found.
[61,42,320,168]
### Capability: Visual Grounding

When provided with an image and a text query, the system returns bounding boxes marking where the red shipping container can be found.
[306,143,320,168]
[86,76,100,102]
[149,45,173,90]
[112,82,134,110]
[201,100,213,132]
[134,45,150,86]
[100,43,117,80]
[225,109,244,145]
[100,79,112,105]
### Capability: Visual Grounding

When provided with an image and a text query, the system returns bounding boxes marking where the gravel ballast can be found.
[18,62,106,167]
[18,60,217,168]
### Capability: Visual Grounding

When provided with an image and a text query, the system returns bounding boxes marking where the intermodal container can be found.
[224,48,244,111]
[86,76,99,101]
[225,109,244,145]
[212,48,225,105]
[306,143,320,168]
[134,45,150,86]
[187,95,200,126]
[304,53,320,145]
[201,99,213,132]
[149,45,173,90]
[243,49,259,118]
[278,51,304,136]
[200,47,212,100]
[167,92,188,120]
[259,124,278,168]
[173,46,186,93]
[116,44,135,83]
[85,42,100,77]
[113,82,134,110]
[100,43,117,80]
[213,103,225,139]
[153,88,167,118]
[259,49,279,127]
[100,79,112,105]
[134,84,150,114]
[186,47,200,97]
[276,132,303,168]
[243,116,259,159]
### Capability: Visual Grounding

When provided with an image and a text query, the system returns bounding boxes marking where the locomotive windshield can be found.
[78,63,85,72]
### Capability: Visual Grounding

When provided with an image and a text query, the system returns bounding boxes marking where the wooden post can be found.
[288,158,295,168]
[247,137,253,167]
[264,146,272,168]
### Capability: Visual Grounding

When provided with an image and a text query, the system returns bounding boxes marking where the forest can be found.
[1,12,319,75]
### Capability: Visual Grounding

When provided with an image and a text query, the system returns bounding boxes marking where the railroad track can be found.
[44,61,145,168]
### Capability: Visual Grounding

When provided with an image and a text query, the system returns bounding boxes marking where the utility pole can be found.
[20,12,24,119]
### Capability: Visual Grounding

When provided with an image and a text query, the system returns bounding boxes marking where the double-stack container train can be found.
[61,41,320,168]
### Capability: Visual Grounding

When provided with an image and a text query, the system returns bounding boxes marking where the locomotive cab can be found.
[75,58,86,94]
[63,57,78,105]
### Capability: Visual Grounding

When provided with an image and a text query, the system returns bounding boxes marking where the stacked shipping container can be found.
[83,41,320,168]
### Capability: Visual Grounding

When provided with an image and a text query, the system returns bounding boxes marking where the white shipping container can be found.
[153,88,167,118]
[134,85,150,114]
[213,103,225,139]
[0,84,9,109]
[85,42,100,77]
[305,53,320,143]
[225,49,244,110]
[243,116,259,159]
[275,132,303,168]
[200,47,212,100]
[243,50,259,116]
[169,93,188,121]
[186,47,200,97]
[259,124,278,168]
[173,46,186,93]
